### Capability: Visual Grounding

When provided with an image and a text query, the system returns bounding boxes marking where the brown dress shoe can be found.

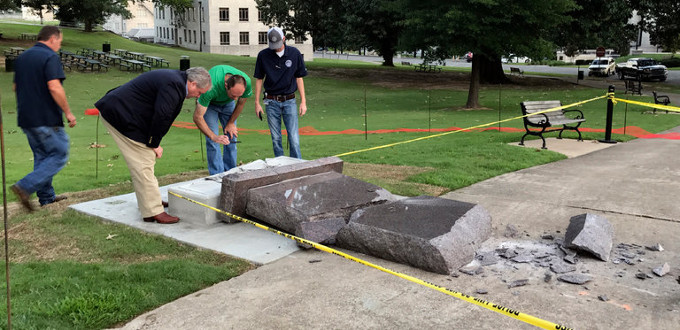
[162,201,169,207]
[41,195,68,207]
[143,212,179,224]
[11,184,34,212]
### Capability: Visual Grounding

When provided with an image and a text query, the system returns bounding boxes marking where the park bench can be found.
[652,91,670,114]
[519,100,586,149]
[624,79,642,95]
[401,61,411,66]
[510,67,524,76]
[414,63,442,73]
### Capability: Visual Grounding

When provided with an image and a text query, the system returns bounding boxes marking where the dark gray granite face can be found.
[218,157,344,222]
[564,213,613,262]
[295,218,347,248]
[336,196,492,275]
[246,171,396,233]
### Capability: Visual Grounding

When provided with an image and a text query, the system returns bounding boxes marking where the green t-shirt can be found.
[198,65,253,107]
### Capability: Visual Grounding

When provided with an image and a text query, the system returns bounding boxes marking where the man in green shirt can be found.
[193,65,252,174]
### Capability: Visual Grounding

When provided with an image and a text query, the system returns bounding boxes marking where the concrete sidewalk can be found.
[108,134,680,329]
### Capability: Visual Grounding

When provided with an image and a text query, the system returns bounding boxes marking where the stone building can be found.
[154,0,313,60]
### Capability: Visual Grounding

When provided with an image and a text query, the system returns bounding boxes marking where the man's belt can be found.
[265,93,295,102]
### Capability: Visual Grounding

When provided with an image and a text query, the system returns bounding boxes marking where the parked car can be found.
[616,58,668,81]
[464,52,473,62]
[588,57,616,77]
[501,54,531,64]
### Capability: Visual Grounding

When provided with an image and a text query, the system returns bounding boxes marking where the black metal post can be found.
[498,84,502,132]
[1,94,12,329]
[598,85,617,144]
[428,89,431,133]
[364,87,367,140]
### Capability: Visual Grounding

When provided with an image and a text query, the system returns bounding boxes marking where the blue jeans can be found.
[204,102,238,174]
[265,98,300,158]
[16,127,69,205]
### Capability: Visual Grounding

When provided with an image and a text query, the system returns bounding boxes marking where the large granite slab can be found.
[219,157,344,223]
[336,196,492,275]
[246,171,396,237]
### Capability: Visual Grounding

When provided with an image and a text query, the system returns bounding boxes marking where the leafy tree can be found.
[552,0,637,57]
[52,0,131,32]
[401,0,576,108]
[0,0,21,11]
[632,0,680,55]
[256,0,403,66]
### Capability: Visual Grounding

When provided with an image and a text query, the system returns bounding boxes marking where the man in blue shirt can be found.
[254,27,308,159]
[11,25,77,211]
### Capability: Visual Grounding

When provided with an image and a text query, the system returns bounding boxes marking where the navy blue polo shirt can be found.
[14,43,66,128]
[253,45,307,96]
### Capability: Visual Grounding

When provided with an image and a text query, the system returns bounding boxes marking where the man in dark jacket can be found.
[95,67,211,224]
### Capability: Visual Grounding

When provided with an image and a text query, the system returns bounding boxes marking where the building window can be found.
[184,29,187,42]
[202,31,206,44]
[295,36,303,44]
[193,30,197,43]
[239,32,249,45]
[219,7,229,21]
[258,10,262,22]
[239,8,248,21]
[187,30,191,43]
[258,32,267,45]
[220,32,230,45]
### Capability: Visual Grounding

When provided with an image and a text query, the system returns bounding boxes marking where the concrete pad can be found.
[69,182,299,265]
[511,138,615,158]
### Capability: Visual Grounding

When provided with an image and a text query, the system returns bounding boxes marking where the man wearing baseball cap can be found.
[253,27,308,159]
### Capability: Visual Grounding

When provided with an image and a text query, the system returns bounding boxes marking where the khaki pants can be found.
[101,117,164,218]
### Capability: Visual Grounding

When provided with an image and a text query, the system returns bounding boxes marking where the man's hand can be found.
[211,135,231,145]
[255,103,264,119]
[224,122,238,139]
[299,102,307,117]
[66,112,77,127]
[153,146,163,158]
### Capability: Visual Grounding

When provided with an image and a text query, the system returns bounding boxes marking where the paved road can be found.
[314,52,680,86]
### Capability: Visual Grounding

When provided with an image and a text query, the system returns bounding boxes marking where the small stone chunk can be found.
[653,263,670,277]
[460,265,483,276]
[476,289,488,294]
[504,224,519,238]
[557,274,593,284]
[541,234,555,240]
[308,259,322,263]
[550,262,577,274]
[476,251,499,266]
[511,254,533,263]
[635,272,648,280]
[544,272,553,283]
[645,243,664,252]
[563,253,578,264]
[508,279,529,288]
[598,295,609,302]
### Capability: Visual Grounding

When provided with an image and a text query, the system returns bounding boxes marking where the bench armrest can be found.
[525,112,550,126]
[562,109,585,120]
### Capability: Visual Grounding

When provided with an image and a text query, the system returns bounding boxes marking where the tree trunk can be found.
[84,20,94,32]
[465,57,481,109]
[479,55,509,84]
[382,52,394,66]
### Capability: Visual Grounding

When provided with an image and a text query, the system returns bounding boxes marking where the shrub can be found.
[660,57,680,68]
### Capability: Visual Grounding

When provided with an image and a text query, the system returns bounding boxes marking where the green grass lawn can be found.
[2,22,680,329]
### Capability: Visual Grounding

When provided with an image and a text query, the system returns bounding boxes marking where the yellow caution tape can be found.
[333,94,608,157]
[613,97,680,113]
[169,191,574,330]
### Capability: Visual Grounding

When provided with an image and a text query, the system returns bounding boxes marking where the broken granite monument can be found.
[213,156,492,275]
[246,171,396,242]
[336,196,492,275]
[564,213,613,261]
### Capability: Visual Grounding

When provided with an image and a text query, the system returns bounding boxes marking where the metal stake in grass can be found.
[498,84,502,132]
[428,89,431,133]
[1,94,13,329]
[364,86,368,140]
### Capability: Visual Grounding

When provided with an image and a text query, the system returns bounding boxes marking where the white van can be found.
[588,57,616,77]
